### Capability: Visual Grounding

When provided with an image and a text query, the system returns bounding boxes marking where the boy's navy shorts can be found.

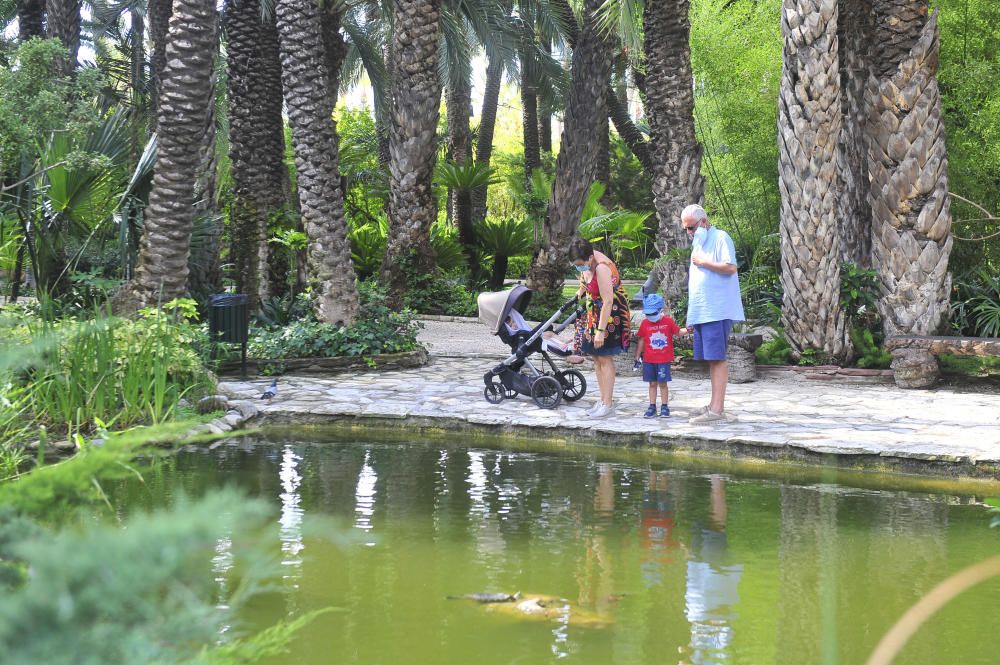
[642,362,672,383]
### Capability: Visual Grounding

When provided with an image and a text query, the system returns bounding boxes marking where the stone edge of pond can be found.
[216,402,1000,483]
[215,348,430,376]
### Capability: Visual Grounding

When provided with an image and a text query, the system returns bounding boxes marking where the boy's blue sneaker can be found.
[644,404,657,418]
[660,404,670,417]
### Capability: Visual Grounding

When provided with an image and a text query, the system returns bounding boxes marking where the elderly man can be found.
[681,204,745,425]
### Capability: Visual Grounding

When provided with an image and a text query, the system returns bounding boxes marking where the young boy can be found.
[633,293,687,417]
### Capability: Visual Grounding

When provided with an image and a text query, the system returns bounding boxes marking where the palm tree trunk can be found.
[275,0,359,325]
[521,57,540,184]
[446,72,472,223]
[117,0,218,312]
[380,0,443,305]
[643,0,704,308]
[537,32,552,154]
[777,0,850,361]
[149,0,173,119]
[838,0,875,267]
[226,0,287,310]
[867,3,952,339]
[526,0,614,294]
[16,0,45,40]
[258,13,289,299]
[607,91,653,173]
[45,0,80,76]
[472,54,503,223]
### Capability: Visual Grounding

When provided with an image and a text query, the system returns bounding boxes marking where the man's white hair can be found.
[681,204,708,224]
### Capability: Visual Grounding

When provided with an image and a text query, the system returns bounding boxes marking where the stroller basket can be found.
[476,286,588,409]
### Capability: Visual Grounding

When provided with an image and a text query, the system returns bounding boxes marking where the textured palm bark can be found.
[607,92,653,173]
[538,95,552,153]
[149,0,173,118]
[643,0,704,308]
[867,5,952,337]
[380,0,443,304]
[596,118,611,204]
[472,55,503,224]
[837,0,875,266]
[119,0,218,311]
[321,2,348,106]
[16,0,45,40]
[45,0,80,75]
[446,72,472,222]
[275,0,359,325]
[777,0,849,361]
[226,0,288,309]
[526,0,614,294]
[520,59,541,183]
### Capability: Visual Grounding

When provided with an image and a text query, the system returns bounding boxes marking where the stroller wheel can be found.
[530,376,563,409]
[557,369,587,402]
[484,383,505,404]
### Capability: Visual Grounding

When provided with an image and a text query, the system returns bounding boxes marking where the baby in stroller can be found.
[477,285,588,409]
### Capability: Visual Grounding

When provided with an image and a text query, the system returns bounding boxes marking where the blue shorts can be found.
[642,362,672,383]
[692,320,733,361]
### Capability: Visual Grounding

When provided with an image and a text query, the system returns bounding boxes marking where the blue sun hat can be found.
[642,293,664,316]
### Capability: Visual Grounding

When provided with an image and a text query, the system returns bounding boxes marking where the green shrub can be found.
[848,327,892,369]
[755,334,792,365]
[248,282,422,360]
[505,255,531,281]
[12,300,213,438]
[403,272,478,317]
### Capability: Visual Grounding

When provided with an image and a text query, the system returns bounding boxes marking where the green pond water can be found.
[115,432,1000,665]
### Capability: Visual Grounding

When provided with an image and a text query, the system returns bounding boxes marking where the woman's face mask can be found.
[574,263,589,273]
[646,313,662,323]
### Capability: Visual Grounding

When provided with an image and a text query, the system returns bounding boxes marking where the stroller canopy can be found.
[477,285,533,335]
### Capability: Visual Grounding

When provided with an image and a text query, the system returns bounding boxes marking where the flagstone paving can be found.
[215,320,1000,480]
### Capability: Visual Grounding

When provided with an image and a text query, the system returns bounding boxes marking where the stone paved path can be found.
[217,320,1000,480]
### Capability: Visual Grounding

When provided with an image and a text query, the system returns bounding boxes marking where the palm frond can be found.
[596,0,644,64]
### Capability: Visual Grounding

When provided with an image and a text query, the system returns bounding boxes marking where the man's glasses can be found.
[683,224,699,233]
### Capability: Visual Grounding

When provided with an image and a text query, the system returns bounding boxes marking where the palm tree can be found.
[518,0,541,185]
[867,2,952,340]
[226,0,288,310]
[777,0,849,361]
[526,0,614,294]
[471,53,504,224]
[149,0,172,115]
[275,0,360,325]
[380,0,443,305]
[16,0,45,40]
[116,0,218,311]
[46,0,81,76]
[838,0,875,267]
[643,0,703,308]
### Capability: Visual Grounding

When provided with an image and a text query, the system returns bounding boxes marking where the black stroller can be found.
[477,285,587,409]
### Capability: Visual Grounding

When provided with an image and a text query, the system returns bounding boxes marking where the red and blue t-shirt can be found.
[636,317,681,363]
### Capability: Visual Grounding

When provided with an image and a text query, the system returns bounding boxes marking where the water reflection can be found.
[353,450,377,543]
[124,438,1000,665]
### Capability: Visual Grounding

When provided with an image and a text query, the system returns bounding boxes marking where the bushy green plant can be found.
[505,255,531,281]
[474,216,533,290]
[951,267,1000,337]
[254,292,314,330]
[849,327,893,369]
[403,272,478,317]
[249,282,422,360]
[17,299,213,438]
[755,334,792,365]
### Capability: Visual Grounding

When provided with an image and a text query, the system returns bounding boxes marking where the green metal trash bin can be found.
[209,293,249,377]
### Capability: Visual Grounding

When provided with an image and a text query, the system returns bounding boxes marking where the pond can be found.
[115,431,1000,665]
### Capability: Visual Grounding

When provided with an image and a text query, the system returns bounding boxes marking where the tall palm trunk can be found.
[777,0,849,361]
[867,2,952,341]
[526,0,613,295]
[45,0,80,76]
[446,71,472,223]
[149,0,173,117]
[537,33,552,154]
[226,0,288,310]
[472,54,503,224]
[838,0,875,266]
[275,0,359,325]
[380,0,443,305]
[520,57,540,184]
[117,0,218,312]
[16,0,45,40]
[643,0,704,308]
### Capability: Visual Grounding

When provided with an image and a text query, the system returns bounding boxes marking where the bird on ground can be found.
[260,379,278,400]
